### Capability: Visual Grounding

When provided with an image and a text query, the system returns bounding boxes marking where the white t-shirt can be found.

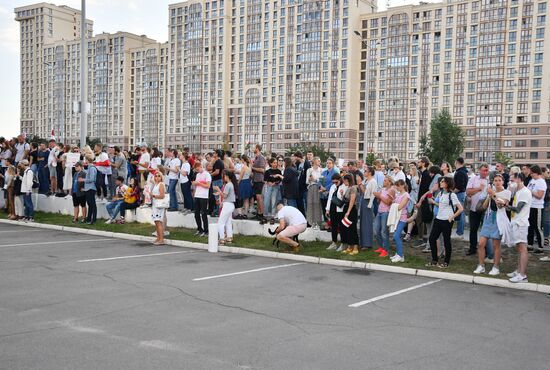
[277,205,307,226]
[47,147,58,167]
[527,178,547,209]
[150,156,162,170]
[194,170,211,199]
[179,162,191,184]
[390,170,406,182]
[512,187,532,227]
[138,152,150,172]
[435,191,460,221]
[0,149,12,168]
[15,142,30,162]
[167,157,181,180]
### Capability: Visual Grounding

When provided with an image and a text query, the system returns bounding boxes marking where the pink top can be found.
[394,192,410,222]
[378,188,393,213]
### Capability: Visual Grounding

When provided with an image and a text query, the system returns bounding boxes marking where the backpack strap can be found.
[449,192,455,214]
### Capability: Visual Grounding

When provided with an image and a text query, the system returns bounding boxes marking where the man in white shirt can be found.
[465,163,490,255]
[192,162,211,236]
[47,139,59,195]
[526,165,547,253]
[166,149,181,212]
[275,202,307,253]
[506,173,532,283]
[14,135,30,165]
[389,162,406,182]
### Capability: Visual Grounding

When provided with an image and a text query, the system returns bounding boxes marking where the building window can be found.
[531,152,539,160]
[531,127,540,134]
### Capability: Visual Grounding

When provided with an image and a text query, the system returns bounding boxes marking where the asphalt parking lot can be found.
[0,223,549,370]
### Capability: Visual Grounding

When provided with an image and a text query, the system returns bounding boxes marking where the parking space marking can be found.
[0,238,113,249]
[348,279,442,308]
[193,262,306,281]
[0,230,42,234]
[78,250,196,262]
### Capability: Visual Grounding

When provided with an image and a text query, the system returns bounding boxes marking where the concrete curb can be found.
[2,219,549,294]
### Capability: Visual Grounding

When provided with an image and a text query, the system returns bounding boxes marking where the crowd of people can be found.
[2,134,550,284]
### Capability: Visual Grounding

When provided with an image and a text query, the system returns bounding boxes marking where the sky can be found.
[0,0,436,139]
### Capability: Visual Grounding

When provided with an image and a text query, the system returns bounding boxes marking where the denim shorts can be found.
[480,214,501,240]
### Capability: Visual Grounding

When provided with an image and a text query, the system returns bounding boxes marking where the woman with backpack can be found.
[426,177,463,268]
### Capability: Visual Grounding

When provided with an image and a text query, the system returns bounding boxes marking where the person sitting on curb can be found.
[274,201,307,253]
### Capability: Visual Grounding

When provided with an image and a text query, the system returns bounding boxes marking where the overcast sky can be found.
[0,0,436,139]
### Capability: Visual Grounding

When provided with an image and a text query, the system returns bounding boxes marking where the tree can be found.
[86,137,102,149]
[285,143,335,162]
[364,150,378,166]
[494,151,514,167]
[419,110,465,164]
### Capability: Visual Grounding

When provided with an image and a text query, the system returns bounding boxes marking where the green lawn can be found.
[2,211,550,285]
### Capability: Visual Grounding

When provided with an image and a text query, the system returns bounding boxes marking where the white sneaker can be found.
[391,255,405,263]
[484,257,494,264]
[421,245,431,253]
[105,219,113,224]
[336,244,346,252]
[488,267,500,276]
[473,265,485,274]
[509,274,528,283]
[326,242,338,250]
[506,270,518,278]
[539,256,550,262]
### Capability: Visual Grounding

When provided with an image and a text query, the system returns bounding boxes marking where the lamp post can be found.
[80,0,87,150]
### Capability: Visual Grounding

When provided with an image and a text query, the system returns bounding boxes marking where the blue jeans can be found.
[486,238,494,260]
[393,220,407,257]
[286,198,298,208]
[455,191,466,235]
[264,185,280,217]
[302,190,308,212]
[374,212,390,251]
[23,193,34,218]
[106,199,123,220]
[543,204,550,238]
[180,181,193,210]
[168,179,178,209]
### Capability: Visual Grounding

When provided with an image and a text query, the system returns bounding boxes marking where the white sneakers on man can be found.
[488,267,500,276]
[326,242,338,250]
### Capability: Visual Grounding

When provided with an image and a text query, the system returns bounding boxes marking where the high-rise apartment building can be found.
[15,3,93,140]
[130,42,170,148]
[167,0,376,158]
[359,0,550,166]
[16,3,160,146]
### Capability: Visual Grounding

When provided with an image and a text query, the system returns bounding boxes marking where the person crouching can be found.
[274,201,307,253]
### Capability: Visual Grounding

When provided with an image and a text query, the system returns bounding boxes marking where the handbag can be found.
[153,183,170,209]
[331,192,345,208]
[475,195,490,213]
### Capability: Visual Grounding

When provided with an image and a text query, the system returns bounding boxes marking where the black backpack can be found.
[14,175,22,196]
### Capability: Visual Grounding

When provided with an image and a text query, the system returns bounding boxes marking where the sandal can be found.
[225,238,233,244]
[219,239,226,245]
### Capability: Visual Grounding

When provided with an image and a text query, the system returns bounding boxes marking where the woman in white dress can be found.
[151,172,167,246]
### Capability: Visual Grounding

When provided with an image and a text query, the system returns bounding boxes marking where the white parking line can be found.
[78,251,195,262]
[0,230,42,234]
[193,262,306,281]
[0,239,113,249]
[348,279,442,308]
